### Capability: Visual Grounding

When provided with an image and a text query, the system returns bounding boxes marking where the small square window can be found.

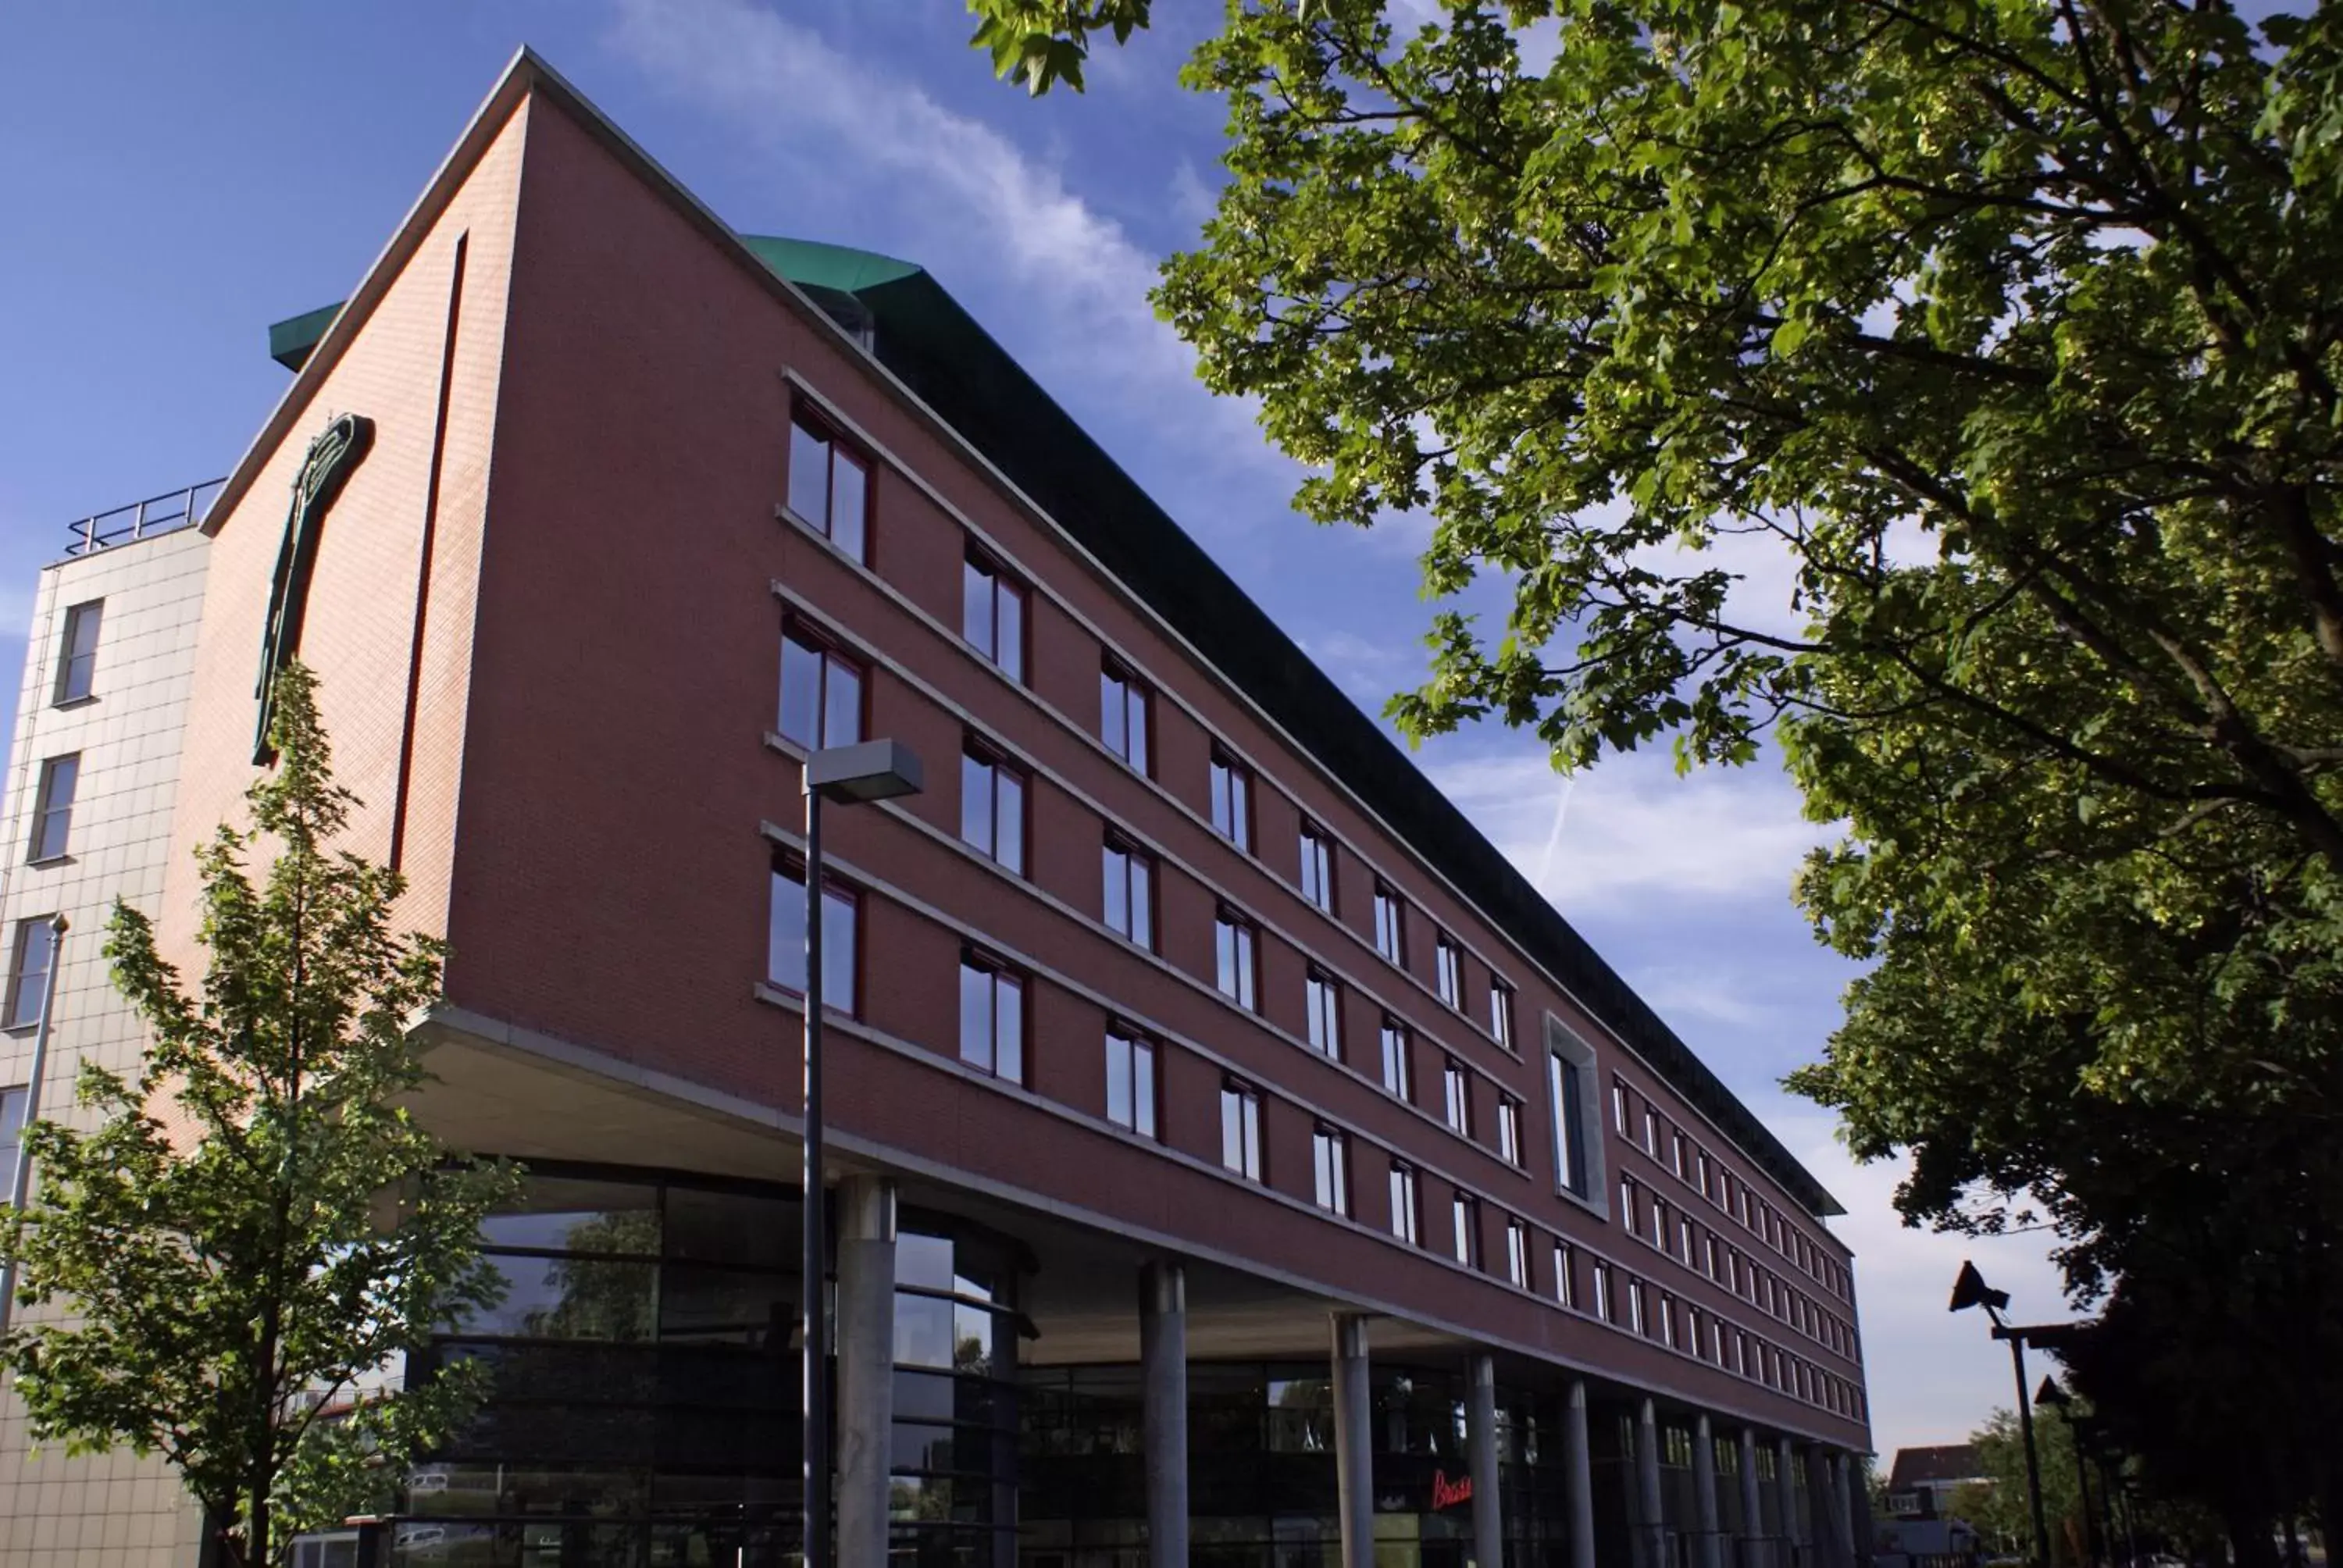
[962,551,1027,682]
[1372,883,1405,965]
[1101,663,1151,773]
[1305,968,1342,1058]
[786,408,869,562]
[53,601,101,705]
[961,742,1026,875]
[1435,934,1464,1009]
[1105,1025,1157,1139]
[778,622,864,751]
[768,857,858,1017]
[958,952,1025,1083]
[1209,750,1254,853]
[1103,835,1156,950]
[1220,1079,1264,1181]
[1299,823,1336,914]
[1214,907,1259,1011]
[28,755,79,863]
[1312,1124,1350,1217]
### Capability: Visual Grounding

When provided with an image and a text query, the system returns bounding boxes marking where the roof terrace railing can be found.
[62,478,226,560]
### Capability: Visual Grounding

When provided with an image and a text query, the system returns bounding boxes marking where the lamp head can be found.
[806,738,925,804]
[1949,1260,2010,1314]
[2035,1377,2069,1409]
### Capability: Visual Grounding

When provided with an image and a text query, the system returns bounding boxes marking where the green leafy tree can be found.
[0,661,520,1567]
[1956,1406,2085,1568]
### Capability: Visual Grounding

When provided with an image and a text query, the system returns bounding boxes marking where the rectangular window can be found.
[53,601,101,705]
[1443,1058,1471,1137]
[0,1084,24,1179]
[1660,1293,1679,1349]
[28,755,79,863]
[778,622,864,751]
[1209,750,1253,852]
[958,953,1025,1083]
[1678,1213,1694,1263]
[1650,1196,1669,1250]
[1451,1191,1481,1269]
[960,743,1025,874]
[1489,982,1514,1048]
[1305,968,1342,1057]
[1372,883,1404,964]
[3,921,55,1032]
[1299,823,1335,913]
[1696,1149,1714,1199]
[1643,1106,1659,1156]
[1554,1242,1578,1309]
[1550,1049,1590,1196]
[961,551,1027,681]
[1629,1278,1649,1337]
[1102,835,1155,950]
[786,408,869,561]
[1220,1079,1264,1181]
[1389,1163,1420,1245]
[1505,1217,1530,1288]
[1435,934,1464,1009]
[1496,1096,1522,1167]
[1105,1025,1157,1138]
[1592,1260,1614,1323]
[1735,1329,1749,1376]
[1705,1231,1720,1281]
[1379,1017,1413,1101]
[768,858,858,1017]
[1100,662,1151,773]
[1621,1176,1638,1237]
[1312,1124,1350,1217]
[1613,1079,1629,1135]
[1214,908,1258,1011]
[1671,1129,1687,1180]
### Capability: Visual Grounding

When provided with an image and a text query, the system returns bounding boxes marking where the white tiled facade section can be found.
[0,528,209,1566]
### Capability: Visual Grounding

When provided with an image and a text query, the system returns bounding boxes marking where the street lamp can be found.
[1951,1261,2052,1568]
[800,739,923,1568]
[2037,1376,2099,1568]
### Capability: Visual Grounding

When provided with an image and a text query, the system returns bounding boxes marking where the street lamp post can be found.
[2038,1377,2098,1568]
[799,739,923,1568]
[1951,1262,2052,1568]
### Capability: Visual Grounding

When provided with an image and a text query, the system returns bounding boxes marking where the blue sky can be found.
[0,0,2068,1457]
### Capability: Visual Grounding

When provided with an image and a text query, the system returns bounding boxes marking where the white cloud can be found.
[1428,743,1825,914]
[1168,157,1219,230]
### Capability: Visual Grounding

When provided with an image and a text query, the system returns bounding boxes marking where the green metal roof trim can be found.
[259,233,1841,1218]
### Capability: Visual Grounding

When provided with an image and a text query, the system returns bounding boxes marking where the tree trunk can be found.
[2227,1508,2277,1568]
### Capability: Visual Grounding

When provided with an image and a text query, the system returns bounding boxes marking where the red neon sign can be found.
[1431,1470,1475,1511]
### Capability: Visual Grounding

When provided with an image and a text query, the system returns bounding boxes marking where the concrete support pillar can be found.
[1692,1415,1722,1568]
[834,1176,897,1568]
[1332,1313,1376,1568]
[1776,1438,1800,1568]
[1467,1353,1504,1568]
[1830,1454,1858,1568]
[1636,1399,1667,1568]
[1813,1451,1851,1568]
[1139,1260,1190,1568]
[1739,1428,1767,1568]
[1564,1381,1598,1568]
[1850,1459,1877,1563]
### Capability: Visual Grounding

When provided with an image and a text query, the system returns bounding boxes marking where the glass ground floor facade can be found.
[354,1164,1829,1568]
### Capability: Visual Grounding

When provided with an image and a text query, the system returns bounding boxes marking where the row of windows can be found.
[1613,1077,1852,1307]
[1620,1173,1860,1365]
[778,400,1850,1357]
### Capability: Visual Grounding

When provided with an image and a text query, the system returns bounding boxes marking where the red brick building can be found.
[66,47,1872,1568]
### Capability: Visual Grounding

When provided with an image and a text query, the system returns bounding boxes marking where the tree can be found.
[0,661,519,1567]
[1957,1406,2085,1568]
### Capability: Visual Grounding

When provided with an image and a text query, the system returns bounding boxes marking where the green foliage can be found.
[965,0,1155,93]
[1959,1404,2085,1566]
[0,662,520,1568]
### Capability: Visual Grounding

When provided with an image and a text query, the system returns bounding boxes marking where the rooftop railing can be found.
[62,478,226,560]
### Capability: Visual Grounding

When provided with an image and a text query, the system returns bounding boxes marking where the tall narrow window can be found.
[1312,1124,1350,1217]
[1379,1017,1413,1101]
[778,622,863,750]
[958,953,1025,1082]
[1299,823,1335,913]
[1214,907,1258,1011]
[1621,1177,1639,1237]
[1305,968,1342,1057]
[1650,1196,1670,1250]
[1435,934,1464,1009]
[53,600,101,704]
[1505,1217,1531,1288]
[28,755,79,863]
[962,552,1027,680]
[1220,1079,1263,1181]
[1678,1213,1694,1263]
[769,857,858,1017]
[1550,1047,1591,1196]
[1660,1292,1678,1349]
[1554,1242,1578,1309]
[1629,1279,1649,1338]
[1671,1129,1688,1180]
[1389,1163,1420,1245]
[1209,750,1253,852]
[1496,1096,1523,1167]
[786,408,869,562]
[1592,1260,1614,1323]
[1372,883,1404,964]
[0,1085,24,1179]
[1443,1057,1471,1136]
[1696,1149,1714,1199]
[1100,662,1151,773]
[1642,1107,1659,1156]
[1613,1079,1630,1135]
[1102,835,1155,950]
[1489,981,1514,1049]
[3,919,55,1032]
[1105,1025,1157,1138]
[1452,1191,1481,1269]
[960,743,1025,874]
